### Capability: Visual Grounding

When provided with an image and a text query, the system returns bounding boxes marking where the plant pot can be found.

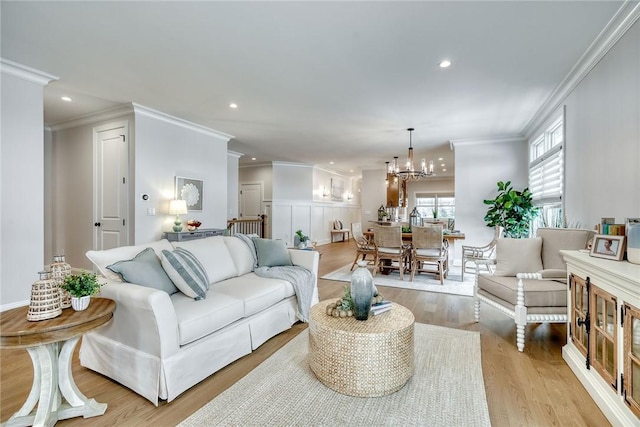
[71,295,91,311]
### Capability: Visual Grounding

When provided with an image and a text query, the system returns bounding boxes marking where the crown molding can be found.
[131,103,234,141]
[271,161,314,169]
[313,166,354,179]
[47,104,134,131]
[227,150,244,159]
[0,58,58,86]
[449,135,526,149]
[523,0,640,137]
[239,162,272,169]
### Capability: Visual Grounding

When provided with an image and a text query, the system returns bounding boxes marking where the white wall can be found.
[271,162,313,244]
[1,61,56,307]
[360,168,388,228]
[227,151,242,219]
[562,20,640,226]
[133,109,230,244]
[454,139,528,255]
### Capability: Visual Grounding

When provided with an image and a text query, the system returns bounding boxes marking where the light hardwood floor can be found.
[1,241,609,426]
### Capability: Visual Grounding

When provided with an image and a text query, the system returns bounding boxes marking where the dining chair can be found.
[410,225,447,284]
[373,225,407,280]
[461,225,503,281]
[350,222,377,271]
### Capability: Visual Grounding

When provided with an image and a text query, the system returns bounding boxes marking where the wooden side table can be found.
[308,300,414,397]
[1,298,115,426]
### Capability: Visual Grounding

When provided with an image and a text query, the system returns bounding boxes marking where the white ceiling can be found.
[1,1,627,178]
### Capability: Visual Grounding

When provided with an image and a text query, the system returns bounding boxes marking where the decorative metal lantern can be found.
[409,207,422,230]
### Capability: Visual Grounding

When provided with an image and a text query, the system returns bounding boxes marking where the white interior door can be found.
[95,123,129,250]
[240,183,262,218]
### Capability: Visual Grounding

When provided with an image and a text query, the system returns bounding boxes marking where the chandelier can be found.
[388,128,434,181]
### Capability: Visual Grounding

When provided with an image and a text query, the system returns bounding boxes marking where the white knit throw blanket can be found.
[234,234,315,322]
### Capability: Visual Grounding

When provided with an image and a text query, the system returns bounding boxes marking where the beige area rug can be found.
[321,264,475,297]
[180,323,491,427]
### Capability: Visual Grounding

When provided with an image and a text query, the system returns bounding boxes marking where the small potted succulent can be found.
[61,271,102,311]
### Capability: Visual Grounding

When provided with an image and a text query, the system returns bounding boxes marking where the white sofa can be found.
[81,235,319,405]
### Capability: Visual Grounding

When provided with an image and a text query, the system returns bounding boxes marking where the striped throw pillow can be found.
[161,248,209,300]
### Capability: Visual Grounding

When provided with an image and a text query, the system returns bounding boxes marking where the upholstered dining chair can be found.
[350,222,377,271]
[410,225,448,284]
[461,225,503,281]
[373,225,407,280]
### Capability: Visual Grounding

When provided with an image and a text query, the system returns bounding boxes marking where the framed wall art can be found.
[590,234,626,261]
[330,178,344,202]
[175,176,203,211]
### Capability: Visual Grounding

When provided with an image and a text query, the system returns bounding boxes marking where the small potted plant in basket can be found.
[61,271,102,311]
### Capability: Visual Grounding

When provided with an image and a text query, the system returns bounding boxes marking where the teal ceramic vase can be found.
[350,261,374,320]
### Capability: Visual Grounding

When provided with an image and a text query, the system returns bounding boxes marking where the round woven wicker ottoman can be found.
[308,300,415,397]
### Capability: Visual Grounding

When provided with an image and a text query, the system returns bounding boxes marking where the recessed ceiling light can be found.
[330,161,334,165]
[442,168,447,172]
[229,103,238,109]
[350,170,354,173]
[439,60,451,68]
[61,96,72,102]
[251,157,256,161]
[440,163,445,167]
[438,157,443,161]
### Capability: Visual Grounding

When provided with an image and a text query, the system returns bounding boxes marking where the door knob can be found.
[94,222,101,227]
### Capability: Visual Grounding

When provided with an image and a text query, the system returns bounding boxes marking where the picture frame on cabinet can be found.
[175,176,203,211]
[590,234,626,261]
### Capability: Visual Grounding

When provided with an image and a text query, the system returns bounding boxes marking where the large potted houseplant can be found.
[483,180,538,238]
[61,271,102,311]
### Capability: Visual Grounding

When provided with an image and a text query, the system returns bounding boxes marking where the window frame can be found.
[529,111,564,229]
[414,192,455,220]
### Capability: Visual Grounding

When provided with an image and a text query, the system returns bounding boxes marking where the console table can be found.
[0,298,116,426]
[561,250,640,426]
[163,228,226,242]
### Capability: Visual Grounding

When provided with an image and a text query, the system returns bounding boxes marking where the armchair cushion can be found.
[537,228,592,270]
[494,237,543,276]
[538,269,568,280]
[477,274,567,307]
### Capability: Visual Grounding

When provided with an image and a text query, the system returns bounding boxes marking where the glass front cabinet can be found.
[624,304,640,417]
[562,250,640,426]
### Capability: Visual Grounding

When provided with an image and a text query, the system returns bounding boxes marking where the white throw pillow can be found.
[223,236,256,276]
[172,237,238,284]
[494,237,543,276]
[161,248,209,300]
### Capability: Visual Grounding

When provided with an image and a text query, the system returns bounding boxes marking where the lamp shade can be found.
[169,199,188,215]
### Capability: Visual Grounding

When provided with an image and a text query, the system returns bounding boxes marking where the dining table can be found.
[363,230,465,279]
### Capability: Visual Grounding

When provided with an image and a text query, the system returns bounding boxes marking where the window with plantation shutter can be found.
[529,114,564,228]
[529,143,563,204]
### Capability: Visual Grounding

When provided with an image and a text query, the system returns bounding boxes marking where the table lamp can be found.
[169,199,188,232]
